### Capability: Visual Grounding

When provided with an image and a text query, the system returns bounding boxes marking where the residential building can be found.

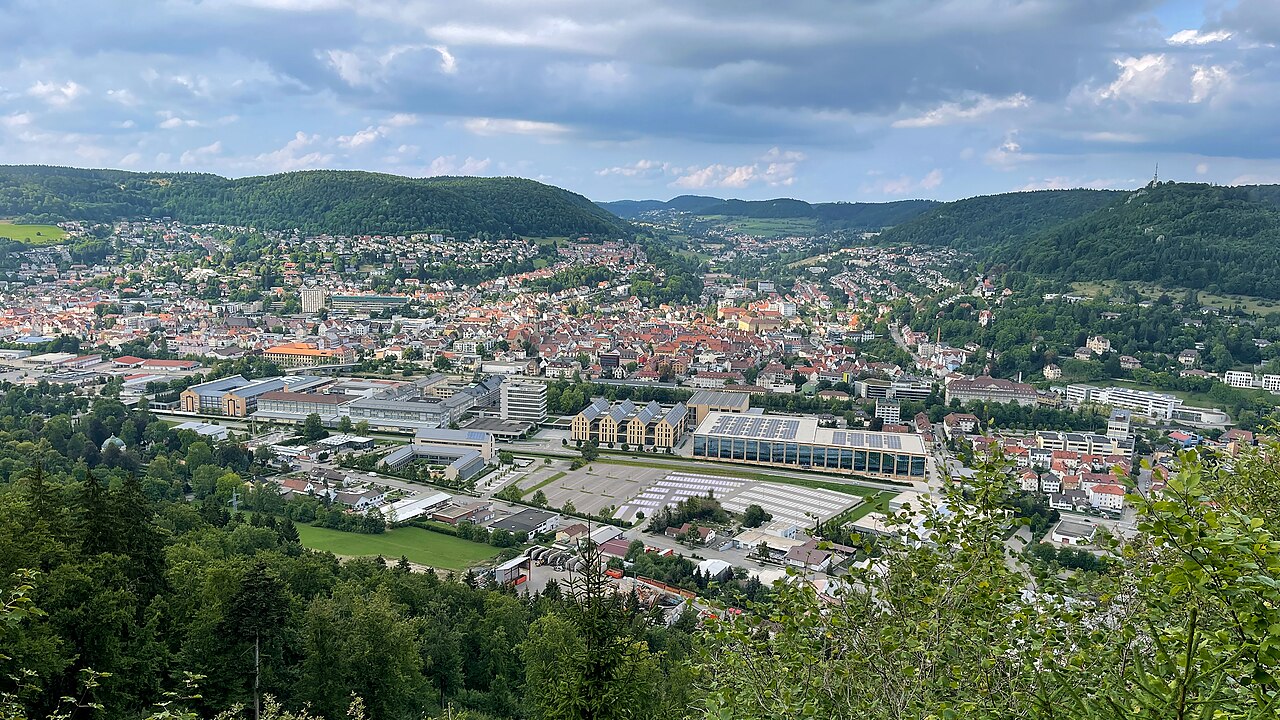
[1223,370,1257,389]
[1106,408,1132,439]
[300,287,327,314]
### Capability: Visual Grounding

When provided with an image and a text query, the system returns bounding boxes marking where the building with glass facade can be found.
[691,411,928,481]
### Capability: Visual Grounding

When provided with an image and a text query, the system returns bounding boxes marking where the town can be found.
[4,214,1277,610]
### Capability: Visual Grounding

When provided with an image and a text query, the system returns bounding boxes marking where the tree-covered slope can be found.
[0,165,627,237]
[598,194,937,230]
[1014,182,1280,297]
[875,189,1121,249]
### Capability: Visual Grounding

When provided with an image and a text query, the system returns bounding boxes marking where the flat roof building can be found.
[692,411,928,481]
[686,389,751,426]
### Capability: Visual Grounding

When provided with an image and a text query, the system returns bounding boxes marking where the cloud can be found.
[180,140,223,165]
[253,132,332,171]
[1195,163,1209,175]
[1167,29,1233,46]
[893,93,1029,128]
[667,147,806,189]
[463,117,571,138]
[119,152,143,166]
[423,155,492,176]
[0,113,33,129]
[861,168,944,196]
[336,125,384,149]
[595,159,677,178]
[28,80,87,107]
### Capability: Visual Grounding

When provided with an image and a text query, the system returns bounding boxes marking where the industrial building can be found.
[686,389,751,426]
[691,411,929,481]
[379,444,488,482]
[180,375,328,416]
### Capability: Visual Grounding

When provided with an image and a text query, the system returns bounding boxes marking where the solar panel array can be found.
[830,431,902,450]
[707,414,800,440]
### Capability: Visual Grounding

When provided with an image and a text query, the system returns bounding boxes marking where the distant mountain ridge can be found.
[0,165,627,237]
[597,194,938,231]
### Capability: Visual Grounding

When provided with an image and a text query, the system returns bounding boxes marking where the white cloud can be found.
[893,93,1029,128]
[336,125,384,149]
[28,80,86,107]
[423,155,492,176]
[254,132,332,171]
[1082,131,1145,143]
[1015,176,1127,191]
[463,117,571,138]
[1190,64,1230,103]
[1195,162,1209,175]
[985,131,1032,169]
[670,148,805,189]
[860,168,944,195]
[596,159,676,177]
[180,140,223,166]
[106,88,138,106]
[1229,174,1280,186]
[1099,54,1173,102]
[0,112,32,129]
[1167,29,1233,46]
[384,113,419,127]
[119,152,143,166]
[115,120,137,129]
[323,44,457,88]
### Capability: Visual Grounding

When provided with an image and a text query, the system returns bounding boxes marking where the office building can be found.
[875,399,901,424]
[500,381,548,424]
[691,411,928,481]
[1107,408,1132,438]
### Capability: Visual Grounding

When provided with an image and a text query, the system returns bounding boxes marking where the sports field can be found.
[295,523,499,570]
[0,222,68,244]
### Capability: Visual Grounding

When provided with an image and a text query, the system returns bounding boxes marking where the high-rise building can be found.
[300,287,327,314]
[1107,408,1132,439]
[500,381,548,424]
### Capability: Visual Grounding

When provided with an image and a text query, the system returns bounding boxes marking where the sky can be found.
[0,0,1277,202]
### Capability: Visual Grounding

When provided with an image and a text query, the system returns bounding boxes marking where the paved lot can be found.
[613,470,862,528]
[519,461,670,517]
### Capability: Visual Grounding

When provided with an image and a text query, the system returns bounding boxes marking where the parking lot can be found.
[614,470,861,528]
[517,460,865,529]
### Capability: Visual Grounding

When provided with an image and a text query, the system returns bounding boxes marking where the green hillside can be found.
[874,189,1121,249]
[0,165,627,237]
[879,183,1280,299]
[598,194,937,230]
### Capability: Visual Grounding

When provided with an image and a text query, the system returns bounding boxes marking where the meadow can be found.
[294,523,500,570]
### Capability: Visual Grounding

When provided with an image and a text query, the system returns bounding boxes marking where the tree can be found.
[300,413,328,442]
[336,415,353,434]
[221,563,291,720]
[498,450,514,466]
[742,504,772,528]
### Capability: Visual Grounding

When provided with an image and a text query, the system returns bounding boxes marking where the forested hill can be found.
[873,189,1122,250]
[0,165,628,237]
[597,194,937,230]
[879,183,1280,299]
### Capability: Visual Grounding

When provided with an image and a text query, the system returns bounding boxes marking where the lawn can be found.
[701,215,818,238]
[0,222,68,245]
[843,491,897,522]
[294,524,499,570]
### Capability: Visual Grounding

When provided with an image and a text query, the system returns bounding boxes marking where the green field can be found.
[702,215,818,238]
[294,524,499,570]
[0,222,68,245]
